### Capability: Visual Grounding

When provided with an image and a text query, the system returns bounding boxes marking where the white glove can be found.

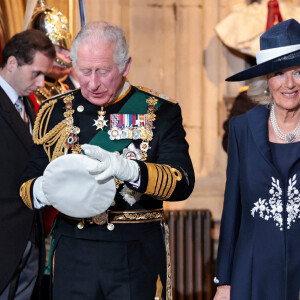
[33,176,51,206]
[81,144,140,182]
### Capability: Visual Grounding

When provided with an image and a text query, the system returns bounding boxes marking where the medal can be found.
[93,106,108,130]
[108,127,122,140]
[122,143,143,160]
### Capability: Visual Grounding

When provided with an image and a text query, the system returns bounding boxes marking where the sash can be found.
[89,89,162,152]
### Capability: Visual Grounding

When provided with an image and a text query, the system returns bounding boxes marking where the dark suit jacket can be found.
[0,87,39,293]
[216,105,300,300]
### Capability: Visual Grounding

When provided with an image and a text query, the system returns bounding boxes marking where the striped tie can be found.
[15,96,29,127]
[15,97,24,117]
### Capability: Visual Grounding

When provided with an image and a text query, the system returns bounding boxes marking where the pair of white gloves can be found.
[34,144,140,207]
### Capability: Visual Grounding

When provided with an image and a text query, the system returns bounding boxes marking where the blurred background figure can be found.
[28,0,79,104]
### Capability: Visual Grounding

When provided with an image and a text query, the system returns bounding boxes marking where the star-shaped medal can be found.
[93,107,108,130]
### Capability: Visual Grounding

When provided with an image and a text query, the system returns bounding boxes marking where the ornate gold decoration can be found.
[71,144,82,154]
[20,178,37,210]
[139,96,158,161]
[35,78,68,104]
[92,212,108,225]
[164,223,173,300]
[61,209,164,225]
[31,5,72,50]
[32,93,79,162]
[55,56,72,68]
[144,163,182,200]
[155,275,163,300]
[93,106,108,130]
[137,86,177,104]
[110,208,164,223]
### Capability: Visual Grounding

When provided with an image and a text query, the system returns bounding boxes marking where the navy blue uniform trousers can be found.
[52,219,167,300]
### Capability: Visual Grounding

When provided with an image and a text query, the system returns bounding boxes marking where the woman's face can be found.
[268,66,300,111]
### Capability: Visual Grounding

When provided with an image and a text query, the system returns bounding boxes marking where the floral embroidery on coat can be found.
[251,175,300,230]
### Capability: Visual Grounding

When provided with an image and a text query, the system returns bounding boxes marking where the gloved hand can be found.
[81,144,140,182]
[33,176,51,206]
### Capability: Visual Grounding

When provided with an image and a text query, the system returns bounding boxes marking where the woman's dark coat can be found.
[216,105,300,300]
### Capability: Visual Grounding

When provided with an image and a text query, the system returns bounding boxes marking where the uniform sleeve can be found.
[20,97,64,210]
[215,118,242,285]
[20,143,51,210]
[128,102,195,201]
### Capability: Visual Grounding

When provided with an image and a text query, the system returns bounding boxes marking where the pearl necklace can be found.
[270,104,300,143]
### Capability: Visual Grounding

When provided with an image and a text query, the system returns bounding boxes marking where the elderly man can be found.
[0,29,55,299]
[21,21,194,300]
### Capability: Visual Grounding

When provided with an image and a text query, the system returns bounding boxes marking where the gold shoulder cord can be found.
[32,94,76,162]
[21,94,77,208]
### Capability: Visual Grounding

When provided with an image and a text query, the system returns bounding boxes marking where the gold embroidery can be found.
[60,208,164,225]
[20,178,37,210]
[155,274,163,300]
[140,96,158,162]
[144,163,182,200]
[32,93,79,162]
[110,209,164,223]
[164,224,172,300]
[136,86,177,104]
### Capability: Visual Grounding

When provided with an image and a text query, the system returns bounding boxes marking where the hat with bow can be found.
[226,18,300,81]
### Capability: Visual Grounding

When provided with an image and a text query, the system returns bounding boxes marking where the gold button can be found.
[77,222,84,229]
[77,105,84,112]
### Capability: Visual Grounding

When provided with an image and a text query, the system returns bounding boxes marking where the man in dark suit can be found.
[0,29,55,299]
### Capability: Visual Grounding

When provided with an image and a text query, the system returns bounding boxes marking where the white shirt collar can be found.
[0,75,19,105]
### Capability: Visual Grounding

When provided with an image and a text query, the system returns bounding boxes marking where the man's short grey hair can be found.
[247,75,272,106]
[71,21,130,73]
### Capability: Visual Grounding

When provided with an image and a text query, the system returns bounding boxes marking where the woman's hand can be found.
[213,285,231,300]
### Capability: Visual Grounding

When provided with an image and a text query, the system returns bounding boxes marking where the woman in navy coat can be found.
[214,19,300,300]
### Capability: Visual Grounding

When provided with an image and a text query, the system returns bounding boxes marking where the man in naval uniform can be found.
[20,21,194,300]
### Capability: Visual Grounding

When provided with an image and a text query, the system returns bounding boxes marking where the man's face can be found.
[75,41,130,106]
[10,51,53,96]
[48,45,72,79]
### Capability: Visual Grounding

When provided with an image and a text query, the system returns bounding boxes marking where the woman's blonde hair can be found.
[247,75,272,105]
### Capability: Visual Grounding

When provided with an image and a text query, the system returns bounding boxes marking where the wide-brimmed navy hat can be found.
[226,19,300,82]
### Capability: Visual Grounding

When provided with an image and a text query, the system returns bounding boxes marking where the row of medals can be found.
[78,106,153,229]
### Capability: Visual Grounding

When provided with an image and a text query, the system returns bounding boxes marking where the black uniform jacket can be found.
[0,87,40,293]
[22,84,194,216]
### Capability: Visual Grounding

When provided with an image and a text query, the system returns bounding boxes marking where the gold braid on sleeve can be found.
[144,162,182,200]
[32,94,75,162]
[20,178,37,210]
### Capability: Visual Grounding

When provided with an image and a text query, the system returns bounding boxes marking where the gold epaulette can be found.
[32,90,77,162]
[136,86,178,104]
[144,162,182,200]
[20,178,36,210]
[43,87,80,102]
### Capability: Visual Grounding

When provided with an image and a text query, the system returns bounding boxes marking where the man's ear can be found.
[6,56,18,72]
[122,57,132,77]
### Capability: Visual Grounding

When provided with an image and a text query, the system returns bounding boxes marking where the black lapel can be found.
[0,87,33,151]
[23,96,36,125]
[247,105,272,164]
